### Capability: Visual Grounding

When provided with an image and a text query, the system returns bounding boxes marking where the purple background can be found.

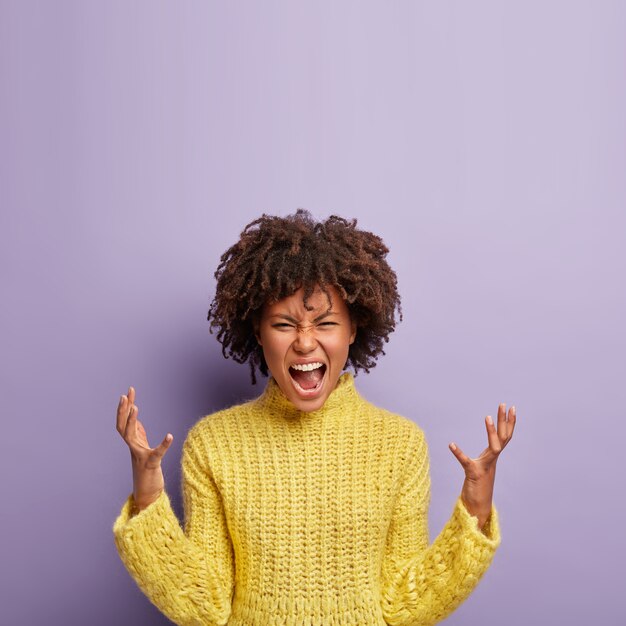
[2,2,624,625]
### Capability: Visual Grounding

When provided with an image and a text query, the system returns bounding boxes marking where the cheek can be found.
[260,333,288,362]
[328,334,352,358]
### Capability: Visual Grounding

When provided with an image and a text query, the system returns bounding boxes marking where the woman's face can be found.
[255,285,357,412]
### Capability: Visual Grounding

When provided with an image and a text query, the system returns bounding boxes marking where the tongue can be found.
[290,367,324,390]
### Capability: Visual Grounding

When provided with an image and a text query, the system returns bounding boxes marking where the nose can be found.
[293,324,317,353]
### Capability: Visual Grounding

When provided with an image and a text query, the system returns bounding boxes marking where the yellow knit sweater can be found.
[113,373,501,626]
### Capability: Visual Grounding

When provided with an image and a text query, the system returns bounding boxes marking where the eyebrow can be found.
[269,311,337,323]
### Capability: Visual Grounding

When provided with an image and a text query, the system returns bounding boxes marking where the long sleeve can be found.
[380,426,501,626]
[113,424,235,626]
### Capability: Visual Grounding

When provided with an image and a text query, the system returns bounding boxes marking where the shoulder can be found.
[360,397,426,435]
[359,397,429,455]
[182,400,254,463]
[179,399,259,479]
[186,398,257,440]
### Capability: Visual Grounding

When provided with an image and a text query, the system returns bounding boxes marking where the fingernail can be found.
[511,405,516,413]
[487,415,493,425]
[450,443,457,450]
[119,395,124,404]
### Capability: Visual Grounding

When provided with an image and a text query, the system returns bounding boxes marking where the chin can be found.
[289,392,330,413]
[277,366,337,412]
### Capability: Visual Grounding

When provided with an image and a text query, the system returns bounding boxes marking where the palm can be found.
[463,448,496,480]
[134,419,150,449]
[129,418,163,469]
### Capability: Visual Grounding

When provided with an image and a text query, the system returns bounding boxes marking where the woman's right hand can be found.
[116,386,173,512]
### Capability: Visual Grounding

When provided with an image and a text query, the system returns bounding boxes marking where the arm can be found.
[380,427,501,626]
[113,424,235,626]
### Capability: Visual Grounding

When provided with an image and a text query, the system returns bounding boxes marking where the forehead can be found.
[263,285,347,316]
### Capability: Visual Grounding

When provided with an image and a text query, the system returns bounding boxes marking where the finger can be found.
[508,405,517,439]
[117,387,135,433]
[152,433,174,461]
[124,403,139,441]
[116,394,128,434]
[449,442,472,469]
[497,403,507,441]
[485,415,502,455]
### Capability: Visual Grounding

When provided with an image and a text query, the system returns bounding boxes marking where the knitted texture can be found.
[113,373,501,626]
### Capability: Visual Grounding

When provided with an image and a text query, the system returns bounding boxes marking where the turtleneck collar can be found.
[255,371,361,420]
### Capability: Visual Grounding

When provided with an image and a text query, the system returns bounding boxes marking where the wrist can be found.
[461,494,492,525]
[131,489,163,514]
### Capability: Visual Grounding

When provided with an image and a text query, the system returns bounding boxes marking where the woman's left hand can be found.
[449,403,517,530]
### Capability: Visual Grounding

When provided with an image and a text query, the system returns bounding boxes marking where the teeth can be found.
[291,362,324,372]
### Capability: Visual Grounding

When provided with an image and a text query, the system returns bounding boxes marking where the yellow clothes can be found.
[113,373,501,626]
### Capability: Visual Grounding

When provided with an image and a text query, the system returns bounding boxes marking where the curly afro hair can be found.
[207,209,402,383]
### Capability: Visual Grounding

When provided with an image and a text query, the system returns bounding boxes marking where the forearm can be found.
[113,490,232,626]
[381,496,501,626]
[461,495,493,533]
[459,463,496,532]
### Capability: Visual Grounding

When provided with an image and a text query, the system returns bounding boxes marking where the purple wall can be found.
[2,2,624,624]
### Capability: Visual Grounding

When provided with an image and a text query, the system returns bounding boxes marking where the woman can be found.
[114,210,516,626]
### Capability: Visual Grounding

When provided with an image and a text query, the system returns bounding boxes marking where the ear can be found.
[349,321,357,345]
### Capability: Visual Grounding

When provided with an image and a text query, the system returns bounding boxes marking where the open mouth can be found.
[288,362,327,396]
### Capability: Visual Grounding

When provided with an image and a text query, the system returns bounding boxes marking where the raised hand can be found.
[448,403,516,530]
[116,386,174,512]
